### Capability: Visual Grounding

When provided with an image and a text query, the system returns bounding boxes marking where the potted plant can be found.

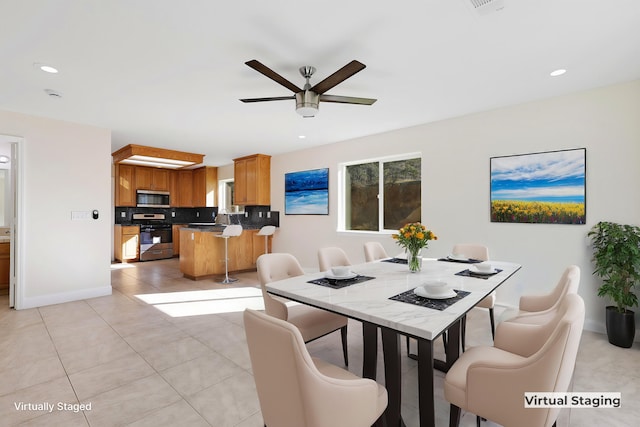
[587,221,640,348]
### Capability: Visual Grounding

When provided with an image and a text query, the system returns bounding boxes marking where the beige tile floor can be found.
[0,258,638,426]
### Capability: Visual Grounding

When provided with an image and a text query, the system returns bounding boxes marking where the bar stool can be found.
[257,225,276,254]
[216,224,243,284]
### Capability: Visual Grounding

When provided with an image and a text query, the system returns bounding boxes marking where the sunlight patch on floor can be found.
[110,263,136,270]
[135,287,265,317]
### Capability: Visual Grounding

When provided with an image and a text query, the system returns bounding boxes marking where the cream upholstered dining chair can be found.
[444,293,585,427]
[505,265,580,325]
[363,242,389,262]
[257,253,350,366]
[244,309,387,427]
[318,247,353,272]
[452,243,495,339]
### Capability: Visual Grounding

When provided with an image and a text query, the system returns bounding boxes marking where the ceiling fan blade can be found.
[245,60,302,93]
[240,96,295,103]
[320,94,377,105]
[310,60,367,95]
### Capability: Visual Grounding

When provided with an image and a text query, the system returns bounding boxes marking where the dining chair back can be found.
[444,293,585,427]
[257,253,350,365]
[453,243,495,342]
[506,265,580,325]
[244,308,387,427]
[363,242,389,262]
[318,247,352,272]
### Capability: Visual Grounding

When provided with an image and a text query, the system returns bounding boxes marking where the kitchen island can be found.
[179,225,272,280]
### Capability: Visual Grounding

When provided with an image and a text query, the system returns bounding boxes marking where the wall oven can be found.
[136,190,170,208]
[132,213,174,261]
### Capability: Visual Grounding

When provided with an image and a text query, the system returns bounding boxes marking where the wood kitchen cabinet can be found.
[176,170,194,207]
[172,224,188,256]
[192,166,218,207]
[114,225,140,262]
[0,242,9,295]
[135,166,169,191]
[233,154,271,206]
[114,164,136,207]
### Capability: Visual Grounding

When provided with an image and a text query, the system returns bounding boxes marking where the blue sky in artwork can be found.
[491,150,585,203]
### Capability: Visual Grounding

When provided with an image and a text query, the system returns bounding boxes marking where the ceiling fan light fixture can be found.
[295,91,319,117]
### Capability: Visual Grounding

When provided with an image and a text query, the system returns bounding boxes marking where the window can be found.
[218,179,235,212]
[340,154,421,232]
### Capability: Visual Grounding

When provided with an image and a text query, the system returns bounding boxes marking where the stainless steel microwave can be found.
[136,190,170,208]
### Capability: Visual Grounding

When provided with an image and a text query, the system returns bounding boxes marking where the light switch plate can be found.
[71,211,92,220]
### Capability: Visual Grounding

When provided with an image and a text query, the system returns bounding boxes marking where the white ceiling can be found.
[1,0,640,166]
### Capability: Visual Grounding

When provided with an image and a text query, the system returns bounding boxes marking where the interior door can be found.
[9,141,19,308]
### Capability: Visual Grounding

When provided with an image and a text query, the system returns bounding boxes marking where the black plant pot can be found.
[605,306,636,348]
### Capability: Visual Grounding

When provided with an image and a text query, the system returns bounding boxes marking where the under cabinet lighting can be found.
[112,144,205,169]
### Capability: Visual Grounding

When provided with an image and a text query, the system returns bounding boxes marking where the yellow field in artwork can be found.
[490,200,585,224]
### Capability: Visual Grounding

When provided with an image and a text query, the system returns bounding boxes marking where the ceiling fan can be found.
[240,59,376,117]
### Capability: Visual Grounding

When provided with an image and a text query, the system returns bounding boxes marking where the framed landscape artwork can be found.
[285,168,329,215]
[490,148,586,224]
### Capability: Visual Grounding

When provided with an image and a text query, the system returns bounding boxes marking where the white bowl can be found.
[331,266,351,277]
[475,262,493,273]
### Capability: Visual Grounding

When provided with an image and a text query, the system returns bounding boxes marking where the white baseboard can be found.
[18,286,112,310]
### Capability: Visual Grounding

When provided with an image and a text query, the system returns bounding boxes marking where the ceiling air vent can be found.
[466,0,505,15]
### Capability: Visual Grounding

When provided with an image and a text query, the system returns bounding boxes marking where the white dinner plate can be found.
[325,272,358,280]
[414,286,457,299]
[447,254,468,262]
[469,265,498,275]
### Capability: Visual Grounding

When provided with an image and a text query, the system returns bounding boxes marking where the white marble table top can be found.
[266,258,521,341]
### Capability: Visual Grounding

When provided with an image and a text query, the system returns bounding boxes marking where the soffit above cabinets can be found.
[112,144,205,169]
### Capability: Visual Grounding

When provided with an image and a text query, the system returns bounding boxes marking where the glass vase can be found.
[408,249,422,273]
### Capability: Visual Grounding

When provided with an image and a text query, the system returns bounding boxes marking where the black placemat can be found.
[455,268,503,280]
[307,275,375,289]
[389,288,470,311]
[382,257,408,264]
[438,257,483,264]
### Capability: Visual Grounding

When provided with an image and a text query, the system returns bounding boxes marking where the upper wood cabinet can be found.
[176,170,194,207]
[114,164,136,207]
[192,166,218,207]
[114,163,218,208]
[135,166,169,191]
[233,154,271,206]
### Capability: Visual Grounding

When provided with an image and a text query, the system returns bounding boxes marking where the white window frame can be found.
[338,152,422,234]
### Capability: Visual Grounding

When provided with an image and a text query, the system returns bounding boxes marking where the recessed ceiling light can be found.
[33,62,58,73]
[298,135,306,139]
[550,69,567,77]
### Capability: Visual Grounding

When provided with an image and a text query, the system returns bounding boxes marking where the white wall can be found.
[0,109,112,309]
[269,80,640,336]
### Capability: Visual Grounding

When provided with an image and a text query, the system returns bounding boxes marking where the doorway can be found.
[0,134,22,308]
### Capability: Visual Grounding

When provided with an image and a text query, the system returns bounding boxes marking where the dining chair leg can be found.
[461,315,466,352]
[340,325,349,366]
[476,415,481,427]
[489,308,495,340]
[449,404,461,427]
[372,413,388,427]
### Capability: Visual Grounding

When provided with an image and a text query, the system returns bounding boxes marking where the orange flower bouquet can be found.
[392,222,437,272]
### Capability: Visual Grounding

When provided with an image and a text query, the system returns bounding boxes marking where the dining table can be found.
[265,256,521,427]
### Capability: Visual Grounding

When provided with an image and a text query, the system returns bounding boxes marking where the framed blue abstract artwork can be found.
[285,168,329,215]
